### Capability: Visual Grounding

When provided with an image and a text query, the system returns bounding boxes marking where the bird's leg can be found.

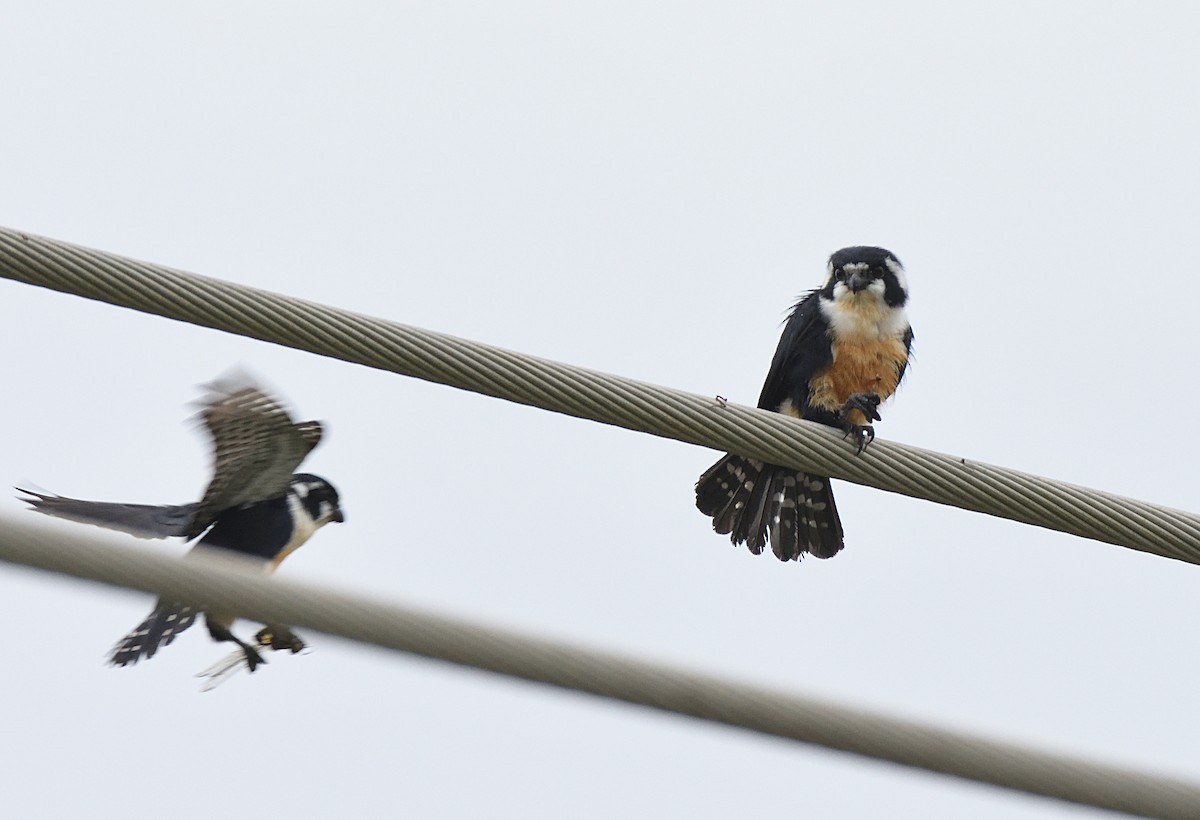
[205,616,267,672]
[839,392,882,454]
[254,624,306,654]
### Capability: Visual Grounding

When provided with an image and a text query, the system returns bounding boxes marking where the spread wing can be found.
[18,489,196,539]
[186,375,323,538]
[755,290,833,415]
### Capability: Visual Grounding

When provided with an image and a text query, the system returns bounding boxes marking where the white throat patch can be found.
[270,492,322,570]
[820,286,909,342]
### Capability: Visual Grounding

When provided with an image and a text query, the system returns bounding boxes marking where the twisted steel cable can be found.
[1,226,1197,563]
[0,514,1197,819]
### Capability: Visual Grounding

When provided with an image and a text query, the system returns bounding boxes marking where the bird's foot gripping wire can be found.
[254,624,306,654]
[839,392,882,454]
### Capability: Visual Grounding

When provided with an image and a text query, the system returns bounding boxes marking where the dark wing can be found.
[186,375,323,538]
[895,325,915,384]
[756,290,833,414]
[18,489,196,539]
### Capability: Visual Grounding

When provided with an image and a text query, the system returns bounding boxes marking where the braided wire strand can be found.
[2,226,1197,563]
[0,514,1197,819]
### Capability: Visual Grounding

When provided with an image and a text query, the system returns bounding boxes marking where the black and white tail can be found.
[695,455,844,561]
[109,601,199,666]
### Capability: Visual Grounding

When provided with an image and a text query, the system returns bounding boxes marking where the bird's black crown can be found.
[828,246,902,270]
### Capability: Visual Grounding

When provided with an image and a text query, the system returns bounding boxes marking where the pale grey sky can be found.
[2,4,1198,818]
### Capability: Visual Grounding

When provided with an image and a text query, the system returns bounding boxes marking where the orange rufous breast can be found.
[808,337,908,425]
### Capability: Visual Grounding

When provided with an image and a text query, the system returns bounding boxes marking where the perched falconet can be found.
[695,246,912,561]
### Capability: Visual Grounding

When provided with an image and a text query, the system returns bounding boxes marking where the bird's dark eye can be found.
[833,268,843,280]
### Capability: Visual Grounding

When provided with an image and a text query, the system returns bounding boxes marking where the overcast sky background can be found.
[2,4,1198,818]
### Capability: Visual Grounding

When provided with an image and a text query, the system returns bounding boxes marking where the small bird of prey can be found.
[695,246,912,561]
[19,372,344,685]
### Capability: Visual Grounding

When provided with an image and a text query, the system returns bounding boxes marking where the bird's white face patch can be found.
[317,500,336,523]
[885,257,908,295]
[830,277,887,302]
[825,260,870,288]
[272,492,320,569]
[272,489,341,569]
[820,283,909,341]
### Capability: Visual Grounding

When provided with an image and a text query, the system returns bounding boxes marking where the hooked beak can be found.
[845,270,874,293]
[331,507,345,524]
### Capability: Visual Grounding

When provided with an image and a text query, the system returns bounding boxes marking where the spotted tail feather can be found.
[110,601,199,666]
[695,454,844,561]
